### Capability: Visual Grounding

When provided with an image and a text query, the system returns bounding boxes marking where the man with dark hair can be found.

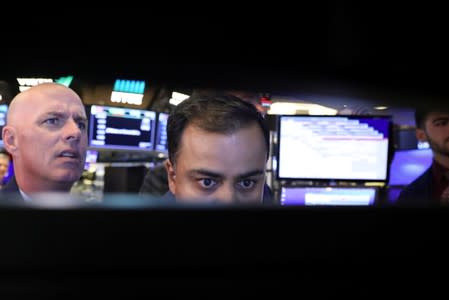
[160,94,271,204]
[396,107,449,205]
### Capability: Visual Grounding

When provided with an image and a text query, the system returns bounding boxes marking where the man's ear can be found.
[416,128,427,143]
[164,159,176,195]
[2,126,18,155]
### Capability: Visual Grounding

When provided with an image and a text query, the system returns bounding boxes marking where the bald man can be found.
[0,83,88,201]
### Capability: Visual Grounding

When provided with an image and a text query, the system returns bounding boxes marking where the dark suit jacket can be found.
[396,167,439,206]
[139,164,169,196]
[0,177,24,204]
[2,176,19,192]
[0,176,24,204]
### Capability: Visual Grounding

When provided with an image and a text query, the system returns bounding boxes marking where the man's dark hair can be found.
[415,107,449,129]
[167,94,270,164]
[414,108,431,129]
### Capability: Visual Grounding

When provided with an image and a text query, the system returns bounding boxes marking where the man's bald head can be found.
[7,83,82,127]
[2,82,88,194]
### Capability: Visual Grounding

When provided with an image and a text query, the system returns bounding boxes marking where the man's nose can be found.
[214,184,236,204]
[63,119,82,141]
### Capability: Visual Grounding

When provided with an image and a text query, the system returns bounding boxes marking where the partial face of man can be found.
[16,88,88,188]
[166,123,267,204]
[418,112,449,157]
[0,155,9,180]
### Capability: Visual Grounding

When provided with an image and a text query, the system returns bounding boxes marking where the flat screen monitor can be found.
[84,149,99,170]
[277,115,392,182]
[394,127,419,150]
[388,148,433,186]
[154,112,168,153]
[280,186,377,206]
[0,104,8,147]
[88,105,157,151]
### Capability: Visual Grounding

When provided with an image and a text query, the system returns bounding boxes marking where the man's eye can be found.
[239,179,255,189]
[198,178,217,189]
[44,118,59,125]
[435,120,449,126]
[78,122,87,130]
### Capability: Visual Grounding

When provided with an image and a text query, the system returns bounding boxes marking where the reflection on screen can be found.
[277,115,391,181]
[280,186,377,206]
[89,105,156,151]
[388,149,433,186]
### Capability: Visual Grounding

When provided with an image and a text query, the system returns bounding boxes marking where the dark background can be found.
[1,5,449,296]
[2,5,449,108]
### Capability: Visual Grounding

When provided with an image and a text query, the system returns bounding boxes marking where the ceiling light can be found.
[268,102,338,115]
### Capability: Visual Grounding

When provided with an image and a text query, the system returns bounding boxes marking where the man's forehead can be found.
[37,100,86,113]
[428,112,449,119]
[187,168,265,178]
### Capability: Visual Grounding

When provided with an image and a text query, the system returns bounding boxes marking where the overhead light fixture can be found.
[17,77,53,92]
[55,75,74,87]
[110,79,145,105]
[113,79,145,94]
[373,106,388,110]
[267,102,338,115]
[169,91,190,106]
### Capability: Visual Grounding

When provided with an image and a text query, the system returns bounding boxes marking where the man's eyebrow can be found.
[187,169,223,178]
[187,169,265,179]
[42,111,66,117]
[432,117,449,124]
[74,115,88,122]
[235,170,265,180]
[37,111,65,121]
[41,111,86,120]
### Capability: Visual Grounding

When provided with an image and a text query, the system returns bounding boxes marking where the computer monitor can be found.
[88,105,157,151]
[394,126,418,150]
[280,186,377,206]
[0,104,8,147]
[84,149,99,170]
[388,148,433,187]
[154,112,168,153]
[277,115,392,182]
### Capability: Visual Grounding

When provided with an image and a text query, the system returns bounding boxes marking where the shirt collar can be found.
[19,189,33,202]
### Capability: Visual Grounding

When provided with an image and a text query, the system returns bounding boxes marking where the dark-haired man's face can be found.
[165,123,267,204]
[417,112,449,158]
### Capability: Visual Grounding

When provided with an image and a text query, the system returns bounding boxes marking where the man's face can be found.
[16,90,88,187]
[0,156,9,179]
[418,112,449,157]
[166,123,267,204]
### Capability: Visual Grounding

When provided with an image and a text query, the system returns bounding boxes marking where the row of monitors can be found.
[73,146,436,206]
[280,186,378,206]
[278,116,433,206]
[276,115,433,185]
[277,115,392,182]
[0,104,168,153]
[279,185,403,206]
[88,105,168,153]
[1,105,432,186]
